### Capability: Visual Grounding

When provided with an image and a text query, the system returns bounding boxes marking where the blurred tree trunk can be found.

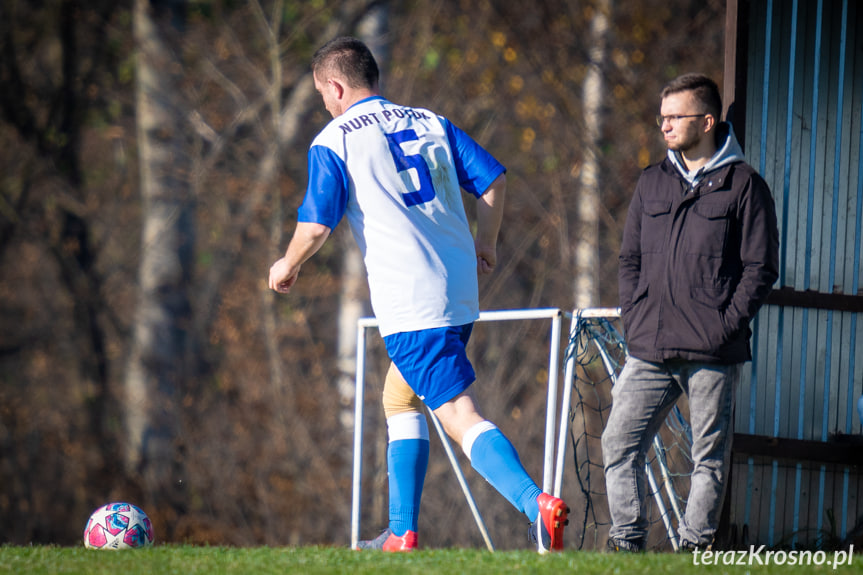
[125,0,192,515]
[575,0,610,309]
[336,236,367,431]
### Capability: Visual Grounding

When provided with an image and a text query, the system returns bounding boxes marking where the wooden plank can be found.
[788,31,806,287]
[787,461,807,546]
[761,304,778,437]
[763,0,788,192]
[768,461,781,545]
[801,307,816,440]
[781,306,801,437]
[792,462,809,548]
[742,457,757,545]
[793,0,816,292]
[811,0,830,295]
[745,0,767,171]
[832,3,854,296]
[733,432,863,466]
[785,43,805,285]
[828,466,848,545]
[741,309,770,433]
[766,305,786,437]
[812,309,829,441]
[823,312,838,438]
[755,456,772,545]
[843,0,863,293]
[815,0,839,295]
[752,310,769,439]
[728,458,748,544]
[755,307,774,435]
[765,288,863,311]
[782,306,799,439]
[753,310,767,435]
[839,468,855,542]
[725,0,741,124]
[803,462,821,547]
[835,312,852,435]
[775,460,794,545]
[733,457,750,545]
[828,312,843,435]
[801,308,819,441]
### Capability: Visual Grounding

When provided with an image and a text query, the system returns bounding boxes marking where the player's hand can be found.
[269,258,300,293]
[475,243,497,275]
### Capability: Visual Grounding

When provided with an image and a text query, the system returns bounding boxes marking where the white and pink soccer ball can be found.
[83,502,154,549]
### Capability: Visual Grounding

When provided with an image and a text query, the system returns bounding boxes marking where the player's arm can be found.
[268,222,331,293]
[441,117,506,275]
[475,172,506,275]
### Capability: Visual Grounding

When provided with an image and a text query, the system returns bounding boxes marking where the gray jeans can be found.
[601,356,740,546]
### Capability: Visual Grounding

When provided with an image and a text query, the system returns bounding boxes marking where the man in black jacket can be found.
[602,74,779,552]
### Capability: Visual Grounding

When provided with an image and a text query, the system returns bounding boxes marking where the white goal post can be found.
[351,308,565,550]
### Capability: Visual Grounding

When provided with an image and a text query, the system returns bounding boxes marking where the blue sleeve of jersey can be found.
[297,145,350,229]
[443,118,506,198]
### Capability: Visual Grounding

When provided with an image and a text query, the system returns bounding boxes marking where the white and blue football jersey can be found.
[298,96,505,337]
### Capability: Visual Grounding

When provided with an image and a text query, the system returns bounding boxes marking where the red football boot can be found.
[533,493,569,553]
[356,528,418,552]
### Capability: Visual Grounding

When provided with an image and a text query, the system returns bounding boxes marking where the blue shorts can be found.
[383,324,476,410]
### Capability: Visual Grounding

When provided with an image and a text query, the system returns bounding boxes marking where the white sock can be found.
[461,420,497,461]
[386,412,429,442]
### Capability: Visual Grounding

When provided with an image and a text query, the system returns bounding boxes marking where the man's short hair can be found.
[661,73,722,120]
[311,36,379,90]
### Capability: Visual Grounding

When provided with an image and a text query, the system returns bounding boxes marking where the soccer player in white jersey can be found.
[269,36,569,553]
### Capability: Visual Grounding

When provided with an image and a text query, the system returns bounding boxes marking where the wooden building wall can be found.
[725,0,863,549]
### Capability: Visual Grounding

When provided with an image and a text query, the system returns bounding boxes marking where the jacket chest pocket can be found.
[685,200,734,257]
[640,200,672,253]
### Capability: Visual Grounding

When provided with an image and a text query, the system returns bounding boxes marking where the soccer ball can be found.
[83,502,154,549]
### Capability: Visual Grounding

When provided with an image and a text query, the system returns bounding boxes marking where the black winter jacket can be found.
[619,139,780,364]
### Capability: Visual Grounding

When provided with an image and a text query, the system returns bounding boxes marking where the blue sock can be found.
[468,427,542,520]
[388,439,429,536]
[386,412,430,536]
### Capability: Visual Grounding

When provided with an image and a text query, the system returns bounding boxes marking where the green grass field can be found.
[2,545,861,575]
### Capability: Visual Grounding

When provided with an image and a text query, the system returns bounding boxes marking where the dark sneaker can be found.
[606,536,645,552]
[529,493,570,553]
[356,528,418,552]
[678,538,712,552]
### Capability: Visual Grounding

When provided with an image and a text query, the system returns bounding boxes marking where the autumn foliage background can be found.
[0,0,724,549]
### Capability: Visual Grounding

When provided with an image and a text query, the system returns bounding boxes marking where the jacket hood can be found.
[668,122,745,186]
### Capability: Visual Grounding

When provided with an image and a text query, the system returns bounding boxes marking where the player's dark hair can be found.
[661,73,722,121]
[311,36,379,90]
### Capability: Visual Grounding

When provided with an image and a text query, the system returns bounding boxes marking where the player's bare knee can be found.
[382,363,422,419]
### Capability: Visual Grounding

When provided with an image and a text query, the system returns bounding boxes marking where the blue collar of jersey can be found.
[347,95,386,111]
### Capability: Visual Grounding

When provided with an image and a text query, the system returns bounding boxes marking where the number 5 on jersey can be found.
[385,129,436,207]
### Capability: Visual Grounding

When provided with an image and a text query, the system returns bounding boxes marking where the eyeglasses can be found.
[655,114,706,127]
